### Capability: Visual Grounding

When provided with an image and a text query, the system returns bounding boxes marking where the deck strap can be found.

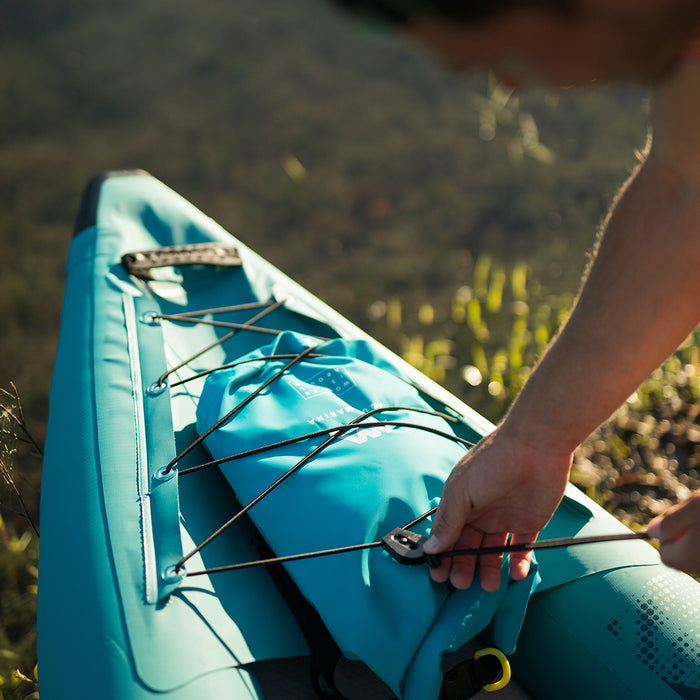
[440,655,503,700]
[254,526,500,700]
[251,530,350,699]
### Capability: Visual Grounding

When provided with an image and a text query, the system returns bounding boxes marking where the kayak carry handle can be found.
[122,242,241,280]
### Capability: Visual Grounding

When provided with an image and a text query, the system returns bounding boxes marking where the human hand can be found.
[647,490,700,577]
[423,424,572,592]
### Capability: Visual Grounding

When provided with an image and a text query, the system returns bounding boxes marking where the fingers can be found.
[472,533,509,593]
[425,525,506,592]
[462,532,536,592]
[648,496,696,542]
[424,462,472,558]
[421,454,483,589]
[422,428,551,591]
[648,492,700,577]
[445,526,485,590]
[508,531,538,582]
[423,508,472,586]
[657,531,700,576]
[428,531,534,592]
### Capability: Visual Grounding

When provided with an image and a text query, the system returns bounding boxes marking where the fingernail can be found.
[423,535,440,553]
[646,522,660,540]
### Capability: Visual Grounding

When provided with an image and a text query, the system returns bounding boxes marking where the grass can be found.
[0,514,38,700]
[0,386,40,700]
[365,254,700,528]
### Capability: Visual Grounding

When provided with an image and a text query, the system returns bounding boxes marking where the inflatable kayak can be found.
[38,171,700,699]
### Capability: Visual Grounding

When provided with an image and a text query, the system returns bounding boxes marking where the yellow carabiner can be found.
[473,647,511,692]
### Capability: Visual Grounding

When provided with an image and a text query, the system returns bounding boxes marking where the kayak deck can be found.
[37,171,700,700]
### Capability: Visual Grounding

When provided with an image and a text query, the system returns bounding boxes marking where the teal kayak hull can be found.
[38,171,700,699]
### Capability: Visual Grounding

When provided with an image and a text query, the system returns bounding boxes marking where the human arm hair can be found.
[425,62,700,589]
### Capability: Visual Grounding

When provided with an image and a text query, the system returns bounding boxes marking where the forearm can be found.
[503,151,700,454]
[425,53,700,593]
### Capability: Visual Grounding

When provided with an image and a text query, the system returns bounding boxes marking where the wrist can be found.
[498,400,580,458]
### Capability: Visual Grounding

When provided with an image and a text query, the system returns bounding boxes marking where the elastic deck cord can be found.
[183,525,649,578]
[173,407,468,572]
[154,305,636,583]
[153,299,286,390]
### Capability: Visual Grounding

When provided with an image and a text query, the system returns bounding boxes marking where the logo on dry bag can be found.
[342,419,394,445]
[289,367,356,400]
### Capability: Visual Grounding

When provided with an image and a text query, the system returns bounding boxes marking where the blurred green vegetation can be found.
[0,388,39,700]
[0,0,650,418]
[367,265,700,529]
[0,0,697,697]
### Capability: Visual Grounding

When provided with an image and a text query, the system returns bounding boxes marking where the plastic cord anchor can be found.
[381,527,441,567]
[153,465,176,482]
[139,310,161,325]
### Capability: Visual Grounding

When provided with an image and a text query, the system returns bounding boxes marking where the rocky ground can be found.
[572,374,700,529]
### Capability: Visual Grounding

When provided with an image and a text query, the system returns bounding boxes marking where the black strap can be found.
[440,654,504,700]
[254,528,505,700]
[251,531,349,699]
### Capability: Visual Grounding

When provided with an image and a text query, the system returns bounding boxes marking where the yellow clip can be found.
[473,647,511,692]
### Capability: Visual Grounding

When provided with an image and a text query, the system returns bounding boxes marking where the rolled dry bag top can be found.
[196,331,539,700]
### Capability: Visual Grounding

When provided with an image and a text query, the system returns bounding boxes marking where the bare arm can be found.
[508,64,700,453]
[425,63,700,590]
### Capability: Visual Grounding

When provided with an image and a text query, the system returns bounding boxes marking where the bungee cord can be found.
[184,541,384,577]
[146,299,652,583]
[146,299,474,577]
[162,342,323,475]
[162,301,279,318]
[173,405,471,573]
[178,413,472,476]
[181,519,649,577]
[159,314,292,336]
[169,353,328,389]
[152,299,286,389]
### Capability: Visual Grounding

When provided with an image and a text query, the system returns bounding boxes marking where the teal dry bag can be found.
[196,331,538,699]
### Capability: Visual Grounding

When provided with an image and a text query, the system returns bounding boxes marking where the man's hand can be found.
[647,490,700,577]
[423,424,572,592]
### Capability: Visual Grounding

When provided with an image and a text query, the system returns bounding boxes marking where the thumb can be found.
[649,495,698,544]
[424,480,471,554]
[647,493,700,576]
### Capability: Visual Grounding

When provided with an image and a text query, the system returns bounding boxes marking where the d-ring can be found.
[474,647,511,692]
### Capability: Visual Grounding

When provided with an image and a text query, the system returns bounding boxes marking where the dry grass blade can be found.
[0,383,43,458]
[0,456,40,538]
[0,383,41,537]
